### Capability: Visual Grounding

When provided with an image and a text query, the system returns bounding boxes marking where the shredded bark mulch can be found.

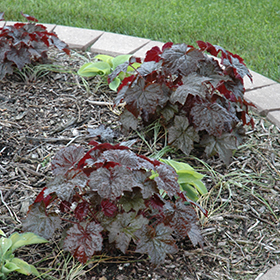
[1,49,280,280]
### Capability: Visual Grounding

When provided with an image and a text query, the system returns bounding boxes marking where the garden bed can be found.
[0,49,280,280]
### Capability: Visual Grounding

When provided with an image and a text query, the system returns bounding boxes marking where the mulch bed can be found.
[1,48,280,280]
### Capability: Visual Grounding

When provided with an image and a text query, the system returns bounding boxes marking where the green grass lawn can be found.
[1,0,279,82]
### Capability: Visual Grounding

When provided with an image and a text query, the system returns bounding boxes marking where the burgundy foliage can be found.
[0,12,70,79]
[22,144,205,265]
[114,41,255,165]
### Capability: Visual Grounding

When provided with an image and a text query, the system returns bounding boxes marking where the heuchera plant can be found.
[22,143,206,266]
[0,12,70,80]
[111,41,255,165]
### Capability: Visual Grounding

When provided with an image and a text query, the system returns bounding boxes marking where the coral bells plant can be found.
[22,143,206,266]
[111,41,255,165]
[0,12,70,79]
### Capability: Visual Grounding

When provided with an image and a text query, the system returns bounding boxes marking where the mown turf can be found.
[1,0,280,81]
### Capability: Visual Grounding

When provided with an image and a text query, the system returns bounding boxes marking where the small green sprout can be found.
[77,54,141,91]
[0,231,48,279]
[160,159,207,201]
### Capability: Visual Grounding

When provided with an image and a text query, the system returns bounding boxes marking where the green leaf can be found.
[109,77,121,91]
[2,260,19,274]
[77,61,111,77]
[111,54,132,70]
[94,54,114,66]
[0,229,6,237]
[0,237,12,258]
[10,258,33,275]
[9,232,48,252]
[160,158,207,201]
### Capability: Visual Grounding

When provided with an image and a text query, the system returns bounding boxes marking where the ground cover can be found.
[1,0,280,82]
[0,49,280,280]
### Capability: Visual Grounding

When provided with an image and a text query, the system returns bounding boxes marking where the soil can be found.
[1,48,280,280]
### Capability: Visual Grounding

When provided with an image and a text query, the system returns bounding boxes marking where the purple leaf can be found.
[154,162,181,198]
[63,221,103,263]
[88,165,134,200]
[201,133,238,165]
[161,43,204,76]
[100,149,154,171]
[163,200,203,247]
[51,146,84,176]
[170,73,211,105]
[168,115,199,155]
[6,47,31,70]
[44,170,87,201]
[107,212,149,253]
[135,223,178,266]
[124,77,169,120]
[88,124,116,142]
[22,202,61,239]
[190,100,239,137]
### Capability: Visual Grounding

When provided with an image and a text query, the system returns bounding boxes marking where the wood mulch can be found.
[1,48,280,280]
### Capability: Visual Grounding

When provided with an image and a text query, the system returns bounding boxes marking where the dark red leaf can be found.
[44,170,88,201]
[101,199,118,217]
[107,212,149,254]
[135,223,178,265]
[161,43,204,76]
[6,47,31,70]
[34,187,57,207]
[119,108,139,131]
[132,170,158,199]
[163,200,203,247]
[63,221,103,263]
[190,100,239,137]
[162,42,173,51]
[60,201,72,213]
[88,165,134,200]
[201,133,238,166]
[22,202,61,239]
[168,115,200,155]
[119,188,145,212]
[170,73,211,105]
[51,146,85,176]
[74,201,89,221]
[124,77,169,120]
[147,194,165,210]
[153,162,181,198]
[144,46,162,62]
[100,149,154,171]
[0,61,13,80]
[20,11,38,22]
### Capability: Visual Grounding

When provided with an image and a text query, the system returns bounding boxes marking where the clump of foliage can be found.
[78,54,141,91]
[0,11,70,80]
[0,230,48,279]
[22,143,206,266]
[111,41,254,165]
[161,158,207,201]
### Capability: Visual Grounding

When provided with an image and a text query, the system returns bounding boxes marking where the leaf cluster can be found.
[0,12,70,80]
[77,54,141,91]
[22,143,205,266]
[0,230,48,278]
[114,41,255,165]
